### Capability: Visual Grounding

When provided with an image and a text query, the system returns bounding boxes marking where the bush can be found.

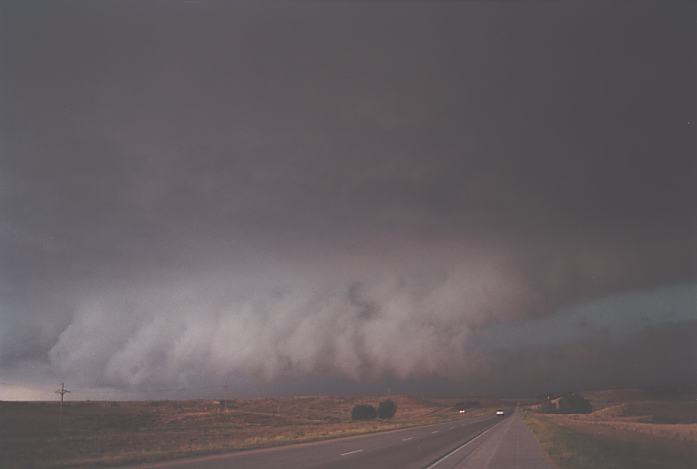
[540,399,556,413]
[557,392,592,414]
[351,404,377,420]
[377,400,397,419]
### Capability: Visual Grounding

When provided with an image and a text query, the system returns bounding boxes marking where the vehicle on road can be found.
[496,410,505,416]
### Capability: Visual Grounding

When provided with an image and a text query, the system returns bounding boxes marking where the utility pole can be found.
[55,382,70,431]
[219,384,230,412]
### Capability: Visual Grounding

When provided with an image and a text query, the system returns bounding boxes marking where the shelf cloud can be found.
[1,1,695,398]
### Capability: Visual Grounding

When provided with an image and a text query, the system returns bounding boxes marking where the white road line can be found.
[424,421,503,469]
[402,437,414,441]
[339,449,364,456]
[432,430,439,434]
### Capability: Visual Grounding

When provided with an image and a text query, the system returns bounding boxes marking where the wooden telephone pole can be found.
[55,382,70,431]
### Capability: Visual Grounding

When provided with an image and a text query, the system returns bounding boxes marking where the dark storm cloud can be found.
[0,1,695,397]
[470,318,697,396]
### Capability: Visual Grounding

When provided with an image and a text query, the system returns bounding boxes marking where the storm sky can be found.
[0,1,695,400]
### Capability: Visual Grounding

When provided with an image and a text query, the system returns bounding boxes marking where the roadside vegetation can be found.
[539,392,592,414]
[351,399,398,420]
[0,395,498,468]
[351,403,378,420]
[524,389,697,469]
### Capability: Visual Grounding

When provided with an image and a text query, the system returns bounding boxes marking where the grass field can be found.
[0,395,497,468]
[523,389,697,469]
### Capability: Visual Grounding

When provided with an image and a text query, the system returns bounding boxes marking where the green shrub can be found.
[557,392,592,414]
[377,400,397,419]
[351,404,377,420]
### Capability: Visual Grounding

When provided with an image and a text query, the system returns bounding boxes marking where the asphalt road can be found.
[136,409,552,469]
[426,409,553,469]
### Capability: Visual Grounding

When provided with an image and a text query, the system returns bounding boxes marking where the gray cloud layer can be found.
[0,1,695,397]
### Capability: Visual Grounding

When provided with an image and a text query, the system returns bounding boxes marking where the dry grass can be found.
[577,400,697,423]
[554,397,697,443]
[563,418,697,444]
[524,410,697,469]
[582,388,657,410]
[0,395,489,468]
[523,392,697,469]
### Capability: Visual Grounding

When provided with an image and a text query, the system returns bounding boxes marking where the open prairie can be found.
[524,389,697,469]
[0,395,499,468]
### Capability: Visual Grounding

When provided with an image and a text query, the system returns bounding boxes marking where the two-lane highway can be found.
[135,409,551,469]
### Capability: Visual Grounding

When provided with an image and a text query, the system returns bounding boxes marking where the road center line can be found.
[431,430,439,434]
[402,437,414,441]
[339,449,364,456]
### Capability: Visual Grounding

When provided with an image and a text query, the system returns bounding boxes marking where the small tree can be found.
[540,399,556,413]
[351,404,377,420]
[557,392,592,414]
[377,399,397,419]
